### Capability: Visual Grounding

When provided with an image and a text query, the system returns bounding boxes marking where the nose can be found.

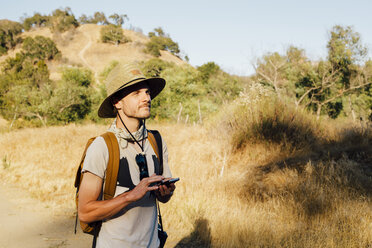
[142,90,151,102]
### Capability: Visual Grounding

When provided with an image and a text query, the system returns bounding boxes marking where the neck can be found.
[116,112,142,133]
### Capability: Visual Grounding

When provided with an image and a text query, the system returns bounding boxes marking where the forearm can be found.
[78,192,133,223]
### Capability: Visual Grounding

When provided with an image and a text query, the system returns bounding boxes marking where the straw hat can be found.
[98,62,166,118]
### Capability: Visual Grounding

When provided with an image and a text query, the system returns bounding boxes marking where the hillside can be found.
[0,24,186,81]
[0,117,371,247]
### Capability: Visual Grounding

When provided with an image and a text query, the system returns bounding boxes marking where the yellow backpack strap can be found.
[148,131,160,160]
[101,132,120,200]
[147,130,163,175]
[75,137,96,189]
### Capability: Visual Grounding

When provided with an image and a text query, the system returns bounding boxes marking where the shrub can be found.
[144,27,180,57]
[50,67,94,123]
[22,13,49,31]
[0,20,23,55]
[217,83,322,151]
[100,24,129,45]
[22,36,60,60]
[49,8,79,32]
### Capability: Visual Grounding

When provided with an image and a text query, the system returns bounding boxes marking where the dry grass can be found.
[0,120,371,247]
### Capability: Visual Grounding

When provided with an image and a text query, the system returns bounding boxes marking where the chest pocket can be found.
[117,157,135,190]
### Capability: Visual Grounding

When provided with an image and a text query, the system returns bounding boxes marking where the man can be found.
[78,63,176,248]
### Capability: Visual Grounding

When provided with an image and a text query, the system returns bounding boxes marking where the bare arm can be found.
[78,172,164,224]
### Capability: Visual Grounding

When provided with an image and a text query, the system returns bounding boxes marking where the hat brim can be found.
[98,77,165,118]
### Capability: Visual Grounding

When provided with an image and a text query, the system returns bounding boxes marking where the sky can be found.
[1,0,371,76]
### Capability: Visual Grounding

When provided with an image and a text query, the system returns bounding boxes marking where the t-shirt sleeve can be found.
[161,136,172,178]
[82,136,108,179]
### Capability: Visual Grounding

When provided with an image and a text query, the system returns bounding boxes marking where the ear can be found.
[114,99,123,110]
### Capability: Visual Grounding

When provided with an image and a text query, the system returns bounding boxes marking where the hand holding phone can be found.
[158,177,180,186]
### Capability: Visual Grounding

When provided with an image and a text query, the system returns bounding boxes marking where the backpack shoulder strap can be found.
[147,130,163,175]
[101,132,120,200]
[75,137,96,189]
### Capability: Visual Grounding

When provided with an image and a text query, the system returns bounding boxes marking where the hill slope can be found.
[0,24,186,81]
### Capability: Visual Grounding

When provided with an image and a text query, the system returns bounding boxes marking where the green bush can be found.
[0,20,23,55]
[138,60,242,122]
[141,58,173,77]
[144,28,180,57]
[49,8,79,32]
[100,25,129,45]
[22,13,49,31]
[22,36,60,60]
[50,67,94,123]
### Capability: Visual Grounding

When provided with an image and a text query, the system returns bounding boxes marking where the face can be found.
[114,82,151,120]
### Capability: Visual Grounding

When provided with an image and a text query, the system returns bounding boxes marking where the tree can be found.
[22,36,60,60]
[92,12,109,25]
[49,7,79,32]
[109,14,128,27]
[22,13,49,31]
[292,26,371,119]
[253,52,287,97]
[100,24,129,45]
[0,20,23,55]
[144,28,180,57]
[50,68,94,123]
[78,14,90,24]
[197,62,221,82]
[327,25,367,68]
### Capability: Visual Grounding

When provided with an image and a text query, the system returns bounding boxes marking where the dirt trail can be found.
[0,183,91,248]
[78,32,99,83]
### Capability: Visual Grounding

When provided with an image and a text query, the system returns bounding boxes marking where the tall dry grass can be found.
[0,97,371,247]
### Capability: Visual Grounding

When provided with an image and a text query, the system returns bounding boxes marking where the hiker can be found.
[77,63,176,248]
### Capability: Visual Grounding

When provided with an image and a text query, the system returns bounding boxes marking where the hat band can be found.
[113,77,147,94]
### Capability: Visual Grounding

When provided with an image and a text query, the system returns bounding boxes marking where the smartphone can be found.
[159,177,180,186]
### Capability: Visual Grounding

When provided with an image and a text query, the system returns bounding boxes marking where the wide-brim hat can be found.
[98,62,166,118]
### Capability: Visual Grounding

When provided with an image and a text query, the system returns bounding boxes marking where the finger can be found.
[160,185,170,196]
[148,185,159,191]
[158,185,166,195]
[169,183,176,191]
[146,175,164,184]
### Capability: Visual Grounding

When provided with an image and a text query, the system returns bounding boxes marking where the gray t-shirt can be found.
[82,129,172,248]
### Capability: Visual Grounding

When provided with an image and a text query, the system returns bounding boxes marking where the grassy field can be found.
[0,113,371,247]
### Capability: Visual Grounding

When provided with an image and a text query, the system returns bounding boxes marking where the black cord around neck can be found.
[117,112,145,152]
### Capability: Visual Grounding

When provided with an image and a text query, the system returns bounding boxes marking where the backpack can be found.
[74,130,163,235]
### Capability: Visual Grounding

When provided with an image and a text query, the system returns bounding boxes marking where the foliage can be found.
[0,20,23,55]
[80,11,130,26]
[22,36,60,60]
[0,34,97,126]
[197,62,221,82]
[0,55,53,126]
[141,58,173,77]
[49,67,94,123]
[22,13,49,31]
[253,25,371,121]
[100,24,129,45]
[144,27,180,57]
[92,12,109,25]
[49,7,79,32]
[21,8,78,33]
[138,59,242,122]
[218,83,323,151]
[327,25,367,68]
[108,14,128,27]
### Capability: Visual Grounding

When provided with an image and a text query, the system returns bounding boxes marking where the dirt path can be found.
[78,32,99,83]
[0,183,91,248]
